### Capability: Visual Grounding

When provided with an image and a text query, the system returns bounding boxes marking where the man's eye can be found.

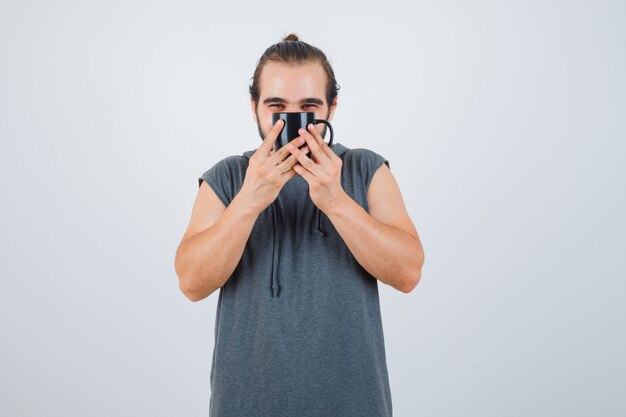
[269,104,283,108]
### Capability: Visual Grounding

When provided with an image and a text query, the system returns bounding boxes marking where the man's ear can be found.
[250,97,258,122]
[327,97,338,121]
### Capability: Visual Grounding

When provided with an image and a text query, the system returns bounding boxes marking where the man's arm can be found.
[287,123,424,293]
[323,163,424,293]
[175,123,308,302]
[175,182,260,301]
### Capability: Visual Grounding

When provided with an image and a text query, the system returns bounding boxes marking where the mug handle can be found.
[312,119,334,147]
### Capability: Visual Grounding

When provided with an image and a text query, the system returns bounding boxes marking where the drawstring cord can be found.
[315,207,326,237]
[270,203,280,297]
[269,202,327,298]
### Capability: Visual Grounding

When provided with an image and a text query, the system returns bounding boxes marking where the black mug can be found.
[271,112,334,152]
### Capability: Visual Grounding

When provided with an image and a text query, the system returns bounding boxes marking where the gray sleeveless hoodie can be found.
[198,142,393,417]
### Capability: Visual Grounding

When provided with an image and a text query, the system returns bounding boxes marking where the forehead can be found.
[258,61,327,102]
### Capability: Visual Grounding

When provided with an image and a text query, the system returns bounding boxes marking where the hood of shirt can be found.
[241,142,350,298]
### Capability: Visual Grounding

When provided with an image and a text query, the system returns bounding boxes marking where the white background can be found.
[1,0,624,416]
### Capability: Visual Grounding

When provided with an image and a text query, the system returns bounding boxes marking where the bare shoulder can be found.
[367,163,419,240]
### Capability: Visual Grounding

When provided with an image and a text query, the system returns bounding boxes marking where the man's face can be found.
[251,60,337,144]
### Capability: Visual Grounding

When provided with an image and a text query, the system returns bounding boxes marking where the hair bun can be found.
[283,33,299,42]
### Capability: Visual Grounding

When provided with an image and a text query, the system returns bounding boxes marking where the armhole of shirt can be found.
[197,158,235,208]
[363,149,390,192]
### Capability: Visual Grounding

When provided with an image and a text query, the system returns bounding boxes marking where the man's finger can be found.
[278,145,309,172]
[258,119,284,155]
[287,143,324,178]
[301,125,329,164]
[279,165,299,183]
[272,136,305,164]
[309,123,334,159]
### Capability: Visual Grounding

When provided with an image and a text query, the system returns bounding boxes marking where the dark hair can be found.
[249,33,340,109]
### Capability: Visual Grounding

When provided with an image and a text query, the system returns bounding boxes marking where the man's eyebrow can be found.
[263,97,287,104]
[302,98,324,105]
[262,97,324,105]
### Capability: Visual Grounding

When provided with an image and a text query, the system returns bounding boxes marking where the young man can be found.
[175,34,424,417]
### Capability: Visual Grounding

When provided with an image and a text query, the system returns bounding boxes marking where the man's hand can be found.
[287,123,347,213]
[239,119,310,214]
